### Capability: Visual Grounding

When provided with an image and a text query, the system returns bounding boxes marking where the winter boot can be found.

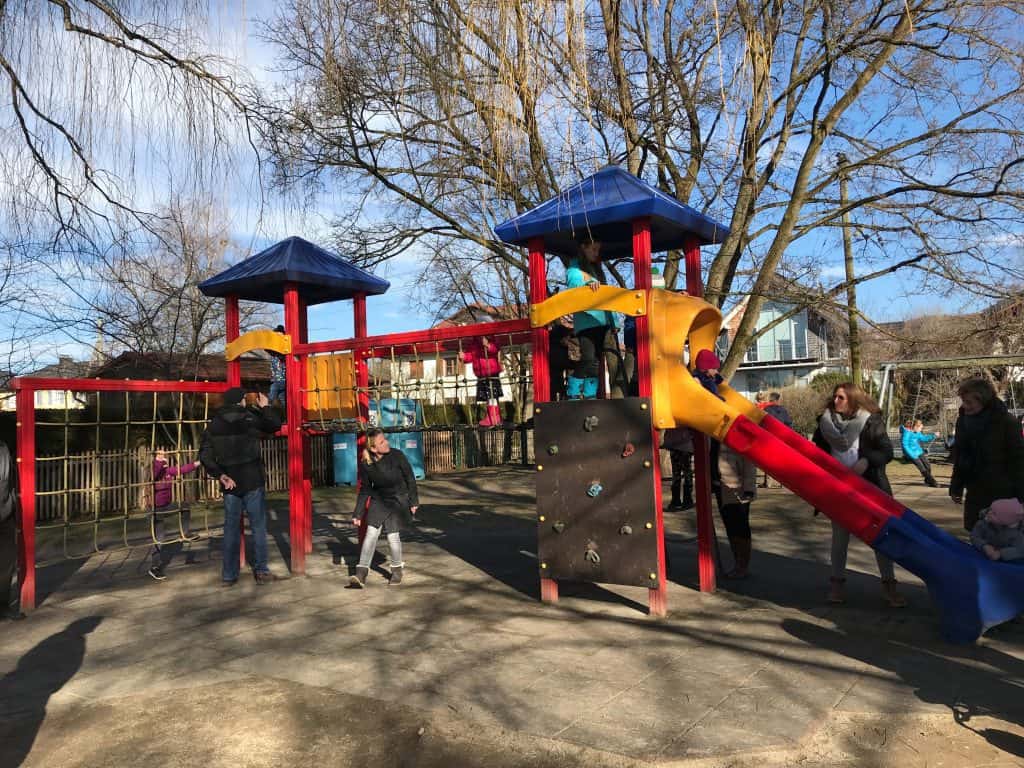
[582,377,600,399]
[389,565,404,586]
[486,403,503,426]
[349,565,368,588]
[566,376,585,399]
[725,537,751,579]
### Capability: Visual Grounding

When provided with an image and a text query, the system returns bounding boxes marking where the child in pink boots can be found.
[463,336,504,427]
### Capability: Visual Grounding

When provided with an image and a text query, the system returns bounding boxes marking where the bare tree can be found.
[258,0,1024,377]
[19,200,271,376]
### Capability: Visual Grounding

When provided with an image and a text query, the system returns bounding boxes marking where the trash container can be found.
[332,432,358,486]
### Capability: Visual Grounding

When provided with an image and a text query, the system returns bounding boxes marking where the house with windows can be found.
[717,287,849,398]
[0,356,95,411]
[369,303,530,409]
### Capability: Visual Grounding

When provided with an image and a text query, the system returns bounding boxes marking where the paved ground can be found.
[3,460,1024,767]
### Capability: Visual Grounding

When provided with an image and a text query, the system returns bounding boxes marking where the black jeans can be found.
[669,450,693,504]
[573,326,607,379]
[719,502,751,540]
[151,505,192,568]
[910,456,932,479]
[0,515,16,610]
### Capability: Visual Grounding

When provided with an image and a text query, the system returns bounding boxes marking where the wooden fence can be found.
[34,428,534,523]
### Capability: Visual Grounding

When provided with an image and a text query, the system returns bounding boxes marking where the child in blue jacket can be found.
[900,419,938,487]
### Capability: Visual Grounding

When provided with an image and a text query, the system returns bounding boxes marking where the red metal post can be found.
[225,294,242,387]
[528,237,557,604]
[633,218,668,616]
[15,389,36,612]
[225,294,245,569]
[684,236,717,593]
[353,293,370,548]
[299,297,313,555]
[284,283,305,574]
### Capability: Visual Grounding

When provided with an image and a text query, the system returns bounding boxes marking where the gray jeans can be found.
[831,521,895,581]
[357,525,404,569]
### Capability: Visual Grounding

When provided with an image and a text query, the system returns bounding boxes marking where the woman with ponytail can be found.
[350,428,419,587]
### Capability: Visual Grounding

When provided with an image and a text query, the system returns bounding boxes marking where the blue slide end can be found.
[873,510,1024,643]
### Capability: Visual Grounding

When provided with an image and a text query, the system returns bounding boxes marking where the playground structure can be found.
[11,168,1024,643]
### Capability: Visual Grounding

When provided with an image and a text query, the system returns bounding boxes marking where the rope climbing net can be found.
[14,380,234,569]
[301,328,535,434]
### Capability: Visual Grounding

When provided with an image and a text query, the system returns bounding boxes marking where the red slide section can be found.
[757,414,907,520]
[722,415,895,545]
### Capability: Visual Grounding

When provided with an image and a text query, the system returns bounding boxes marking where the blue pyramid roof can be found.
[494,166,729,259]
[199,236,390,305]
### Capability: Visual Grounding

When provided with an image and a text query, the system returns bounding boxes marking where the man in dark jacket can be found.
[764,392,793,428]
[200,387,282,585]
[0,439,24,620]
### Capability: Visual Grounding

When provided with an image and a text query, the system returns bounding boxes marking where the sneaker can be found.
[254,571,276,585]
[681,500,695,511]
[2,608,26,621]
[147,566,167,581]
[221,578,238,587]
[665,501,685,512]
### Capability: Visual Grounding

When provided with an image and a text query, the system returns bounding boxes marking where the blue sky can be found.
[6,1,1020,369]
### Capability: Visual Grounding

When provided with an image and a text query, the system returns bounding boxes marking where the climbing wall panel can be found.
[534,398,659,588]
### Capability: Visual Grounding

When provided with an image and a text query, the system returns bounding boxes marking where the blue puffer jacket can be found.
[900,425,935,460]
[565,260,618,332]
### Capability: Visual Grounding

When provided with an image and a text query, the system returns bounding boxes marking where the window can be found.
[408,360,424,379]
[443,357,461,378]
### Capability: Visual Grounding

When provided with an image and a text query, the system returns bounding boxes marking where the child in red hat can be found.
[694,349,725,400]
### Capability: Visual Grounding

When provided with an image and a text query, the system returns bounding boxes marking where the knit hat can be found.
[222,386,246,405]
[694,349,721,372]
[986,498,1024,526]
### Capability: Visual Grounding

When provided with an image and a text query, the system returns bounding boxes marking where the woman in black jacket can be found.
[813,383,905,608]
[950,377,1024,532]
[350,428,419,587]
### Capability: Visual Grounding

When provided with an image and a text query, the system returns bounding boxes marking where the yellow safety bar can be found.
[225,329,291,361]
[530,285,647,329]
[530,287,756,440]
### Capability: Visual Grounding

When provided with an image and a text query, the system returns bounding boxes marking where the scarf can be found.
[818,408,871,452]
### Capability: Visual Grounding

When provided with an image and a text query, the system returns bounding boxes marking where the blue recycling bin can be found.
[332,433,359,486]
[332,399,427,484]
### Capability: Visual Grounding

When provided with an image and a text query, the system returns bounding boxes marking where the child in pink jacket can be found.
[463,336,504,427]
[149,448,200,581]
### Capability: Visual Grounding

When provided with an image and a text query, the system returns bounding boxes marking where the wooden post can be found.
[299,297,313,555]
[353,294,370,548]
[528,237,557,604]
[284,284,305,574]
[16,388,36,612]
[684,236,717,594]
[633,218,667,616]
[225,294,245,568]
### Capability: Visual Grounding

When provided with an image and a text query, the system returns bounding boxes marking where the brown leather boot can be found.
[349,565,368,588]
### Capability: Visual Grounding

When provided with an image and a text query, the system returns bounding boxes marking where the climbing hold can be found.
[537,464,544,471]
[539,515,546,522]
[619,525,633,536]
[586,481,603,498]
[643,460,652,468]
[645,522,653,530]
[553,521,566,533]
[540,562,548,569]
[583,415,600,432]
[584,547,601,565]
[640,403,648,410]
[649,572,657,580]
[621,442,636,458]
[547,444,559,455]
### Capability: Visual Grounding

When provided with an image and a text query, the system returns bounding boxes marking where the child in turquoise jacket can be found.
[565,236,619,399]
[900,419,938,487]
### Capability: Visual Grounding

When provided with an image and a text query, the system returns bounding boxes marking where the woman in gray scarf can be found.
[812,382,906,607]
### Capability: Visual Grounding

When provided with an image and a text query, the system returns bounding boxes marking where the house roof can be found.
[494,165,730,260]
[431,303,526,329]
[26,356,95,380]
[91,352,272,383]
[199,236,390,306]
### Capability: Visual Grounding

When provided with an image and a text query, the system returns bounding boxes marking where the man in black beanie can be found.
[200,387,282,585]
